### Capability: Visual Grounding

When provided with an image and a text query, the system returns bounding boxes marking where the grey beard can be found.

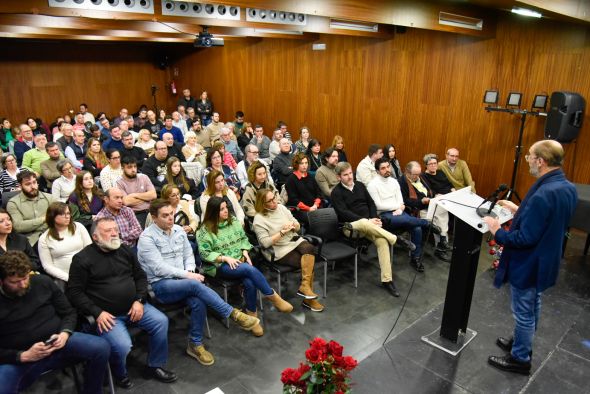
[97,237,121,251]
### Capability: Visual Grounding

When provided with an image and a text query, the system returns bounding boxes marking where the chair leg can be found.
[585,234,590,255]
[323,260,327,298]
[223,286,229,329]
[70,365,82,394]
[277,272,282,297]
[205,316,212,339]
[258,290,264,311]
[106,363,116,394]
[354,255,358,288]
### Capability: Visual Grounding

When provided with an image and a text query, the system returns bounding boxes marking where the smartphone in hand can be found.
[44,337,57,346]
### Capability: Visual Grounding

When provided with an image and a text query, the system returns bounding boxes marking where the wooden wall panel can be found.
[173,14,590,197]
[0,40,178,124]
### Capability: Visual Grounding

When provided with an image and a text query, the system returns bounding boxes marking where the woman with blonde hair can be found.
[135,128,156,156]
[241,161,281,219]
[197,196,292,337]
[83,137,109,177]
[200,169,244,225]
[253,188,324,312]
[38,202,92,282]
[331,135,348,163]
[145,184,199,241]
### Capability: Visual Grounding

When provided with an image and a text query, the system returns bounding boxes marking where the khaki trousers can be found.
[350,218,397,282]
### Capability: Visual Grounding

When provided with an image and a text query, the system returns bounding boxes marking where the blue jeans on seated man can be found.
[380,211,430,258]
[97,303,169,379]
[151,278,234,346]
[216,262,274,312]
[0,332,110,394]
[511,285,541,362]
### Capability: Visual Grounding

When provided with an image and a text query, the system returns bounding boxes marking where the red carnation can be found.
[342,356,358,371]
[309,337,328,351]
[298,363,310,374]
[328,340,344,357]
[488,249,496,255]
[305,347,326,364]
[488,240,496,247]
[281,368,298,385]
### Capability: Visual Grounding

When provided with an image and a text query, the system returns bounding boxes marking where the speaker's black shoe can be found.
[396,236,416,251]
[382,281,400,297]
[496,336,514,352]
[487,355,531,375]
[410,258,425,273]
[114,376,134,389]
[434,249,451,262]
[146,367,178,383]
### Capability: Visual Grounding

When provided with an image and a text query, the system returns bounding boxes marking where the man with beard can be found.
[95,188,142,248]
[120,131,147,168]
[66,218,177,389]
[116,156,156,228]
[483,140,577,375]
[7,171,55,245]
[315,147,340,199]
[0,251,111,394]
[142,141,169,194]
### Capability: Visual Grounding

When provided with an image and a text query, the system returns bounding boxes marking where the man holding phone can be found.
[0,251,110,393]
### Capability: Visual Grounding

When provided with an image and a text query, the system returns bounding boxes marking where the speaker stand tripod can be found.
[484,107,542,203]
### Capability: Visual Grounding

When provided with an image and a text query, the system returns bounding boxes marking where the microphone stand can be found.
[484,106,544,203]
[151,85,159,114]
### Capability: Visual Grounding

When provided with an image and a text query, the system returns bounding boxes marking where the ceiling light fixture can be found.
[511,7,542,18]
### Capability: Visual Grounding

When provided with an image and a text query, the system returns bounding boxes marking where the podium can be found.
[421,187,513,356]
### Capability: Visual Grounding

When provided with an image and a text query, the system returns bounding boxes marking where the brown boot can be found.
[245,310,264,337]
[297,254,319,299]
[266,291,293,313]
[230,308,260,331]
[302,299,324,312]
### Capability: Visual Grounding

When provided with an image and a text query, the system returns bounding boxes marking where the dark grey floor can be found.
[353,233,590,394]
[24,231,590,394]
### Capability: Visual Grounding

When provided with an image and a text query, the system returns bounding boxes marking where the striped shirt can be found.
[0,168,23,193]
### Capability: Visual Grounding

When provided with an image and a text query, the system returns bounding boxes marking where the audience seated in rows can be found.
[99,149,123,191]
[182,131,207,167]
[95,188,142,248]
[356,143,383,186]
[142,141,169,194]
[201,148,240,195]
[250,125,271,162]
[438,148,476,193]
[384,144,402,179]
[0,154,23,193]
[0,209,40,270]
[285,152,324,225]
[315,147,340,199]
[306,139,322,177]
[116,156,156,228]
[164,156,198,200]
[68,171,104,228]
[83,137,108,178]
[22,133,48,175]
[51,159,76,202]
[236,143,272,190]
[331,135,348,163]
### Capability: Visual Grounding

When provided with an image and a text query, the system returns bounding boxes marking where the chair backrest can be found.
[306,208,340,242]
[2,190,20,209]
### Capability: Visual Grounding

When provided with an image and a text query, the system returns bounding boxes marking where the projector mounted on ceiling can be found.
[194,27,224,47]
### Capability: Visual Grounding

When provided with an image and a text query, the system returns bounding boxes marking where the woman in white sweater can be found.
[200,169,244,225]
[38,202,92,282]
[252,188,324,312]
[51,159,76,202]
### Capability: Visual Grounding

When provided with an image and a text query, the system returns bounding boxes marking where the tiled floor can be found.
[25,231,589,393]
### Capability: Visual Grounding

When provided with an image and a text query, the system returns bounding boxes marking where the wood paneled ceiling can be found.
[0,0,586,44]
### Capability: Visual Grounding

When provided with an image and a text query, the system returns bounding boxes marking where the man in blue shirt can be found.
[484,140,577,375]
[137,200,259,366]
[158,116,184,144]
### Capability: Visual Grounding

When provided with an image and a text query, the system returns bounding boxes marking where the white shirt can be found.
[38,222,92,282]
[100,165,123,191]
[356,156,377,186]
[51,175,76,202]
[367,175,404,214]
[236,159,273,190]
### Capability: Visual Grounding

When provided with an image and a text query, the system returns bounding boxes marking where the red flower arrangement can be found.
[281,338,358,393]
[487,221,511,270]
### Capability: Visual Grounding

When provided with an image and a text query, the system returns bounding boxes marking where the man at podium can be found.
[483,140,577,375]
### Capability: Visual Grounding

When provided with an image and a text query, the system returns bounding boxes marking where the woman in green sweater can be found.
[197,196,292,337]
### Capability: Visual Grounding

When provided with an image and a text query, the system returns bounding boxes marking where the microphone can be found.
[476,183,508,218]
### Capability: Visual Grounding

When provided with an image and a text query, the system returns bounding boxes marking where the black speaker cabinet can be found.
[544,91,585,143]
